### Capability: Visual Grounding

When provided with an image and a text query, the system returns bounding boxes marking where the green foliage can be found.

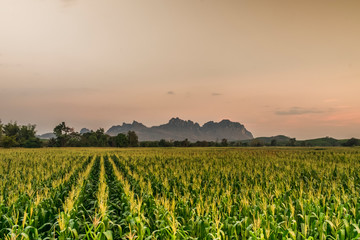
[22,137,42,148]
[342,138,360,147]
[52,122,75,147]
[54,122,74,138]
[127,131,139,147]
[114,133,128,147]
[221,138,228,147]
[250,139,265,147]
[1,135,18,148]
[0,121,42,148]
[158,139,173,147]
[0,120,3,139]
[300,137,341,147]
[3,121,20,137]
[287,137,296,146]
[270,139,277,146]
[2,148,360,239]
[50,123,141,148]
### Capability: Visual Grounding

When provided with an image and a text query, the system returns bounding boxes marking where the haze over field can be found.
[1,0,360,139]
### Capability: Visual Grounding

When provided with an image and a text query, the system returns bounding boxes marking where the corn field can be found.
[1,147,360,240]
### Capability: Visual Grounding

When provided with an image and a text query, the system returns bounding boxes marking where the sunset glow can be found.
[1,0,359,139]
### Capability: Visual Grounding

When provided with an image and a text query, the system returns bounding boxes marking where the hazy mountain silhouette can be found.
[38,132,56,139]
[106,117,253,141]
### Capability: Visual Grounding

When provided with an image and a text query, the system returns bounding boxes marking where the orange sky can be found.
[1,0,360,139]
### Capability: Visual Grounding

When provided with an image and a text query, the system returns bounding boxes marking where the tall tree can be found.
[53,122,74,147]
[19,124,36,139]
[54,122,74,137]
[115,133,129,147]
[2,122,20,147]
[18,124,42,148]
[95,128,108,147]
[3,121,20,138]
[221,138,228,147]
[0,120,3,140]
[288,138,296,146]
[127,131,139,147]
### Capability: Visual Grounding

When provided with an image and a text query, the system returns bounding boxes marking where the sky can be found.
[0,0,360,139]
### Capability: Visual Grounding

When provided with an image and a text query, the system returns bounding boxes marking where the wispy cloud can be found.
[211,93,222,96]
[167,91,175,95]
[275,107,324,116]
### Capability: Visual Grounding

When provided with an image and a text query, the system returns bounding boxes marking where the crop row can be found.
[1,148,360,239]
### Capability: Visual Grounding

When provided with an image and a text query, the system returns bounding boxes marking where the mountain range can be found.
[106,117,253,141]
[36,118,358,146]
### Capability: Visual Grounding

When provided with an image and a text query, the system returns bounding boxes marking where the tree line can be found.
[1,120,360,148]
[0,120,42,148]
[47,122,139,147]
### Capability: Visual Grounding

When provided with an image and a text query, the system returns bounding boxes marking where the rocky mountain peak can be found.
[80,128,91,134]
[131,121,147,129]
[106,118,253,141]
[166,117,200,129]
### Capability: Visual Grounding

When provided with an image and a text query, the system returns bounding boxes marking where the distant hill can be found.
[38,128,92,139]
[241,135,292,146]
[240,136,351,147]
[80,128,91,134]
[38,132,56,139]
[106,117,254,141]
[297,137,347,147]
[38,120,356,146]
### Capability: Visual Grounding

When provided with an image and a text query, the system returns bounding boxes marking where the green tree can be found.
[95,128,108,147]
[66,132,81,147]
[3,121,20,138]
[1,122,20,147]
[250,139,264,147]
[80,129,109,147]
[0,120,3,144]
[287,138,296,146]
[183,138,190,147]
[127,131,139,147]
[54,122,73,137]
[115,133,129,147]
[23,137,42,148]
[88,134,98,146]
[1,135,18,148]
[343,138,360,147]
[53,122,74,147]
[0,121,42,148]
[159,139,173,147]
[19,124,36,138]
[18,124,38,147]
[221,138,228,147]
